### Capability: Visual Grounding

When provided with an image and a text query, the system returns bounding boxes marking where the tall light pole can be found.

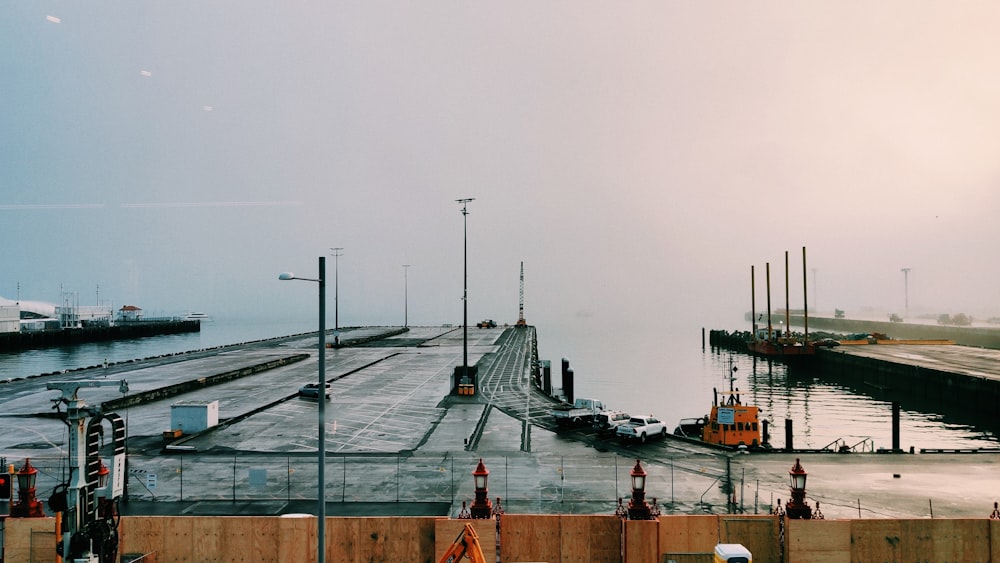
[330,248,343,344]
[403,264,410,328]
[901,268,911,318]
[278,258,326,563]
[457,198,474,387]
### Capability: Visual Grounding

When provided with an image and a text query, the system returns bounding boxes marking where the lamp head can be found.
[278,273,295,281]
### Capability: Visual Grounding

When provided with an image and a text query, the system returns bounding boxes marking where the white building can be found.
[0,305,19,334]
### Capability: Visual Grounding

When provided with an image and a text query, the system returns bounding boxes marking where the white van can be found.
[714,543,751,563]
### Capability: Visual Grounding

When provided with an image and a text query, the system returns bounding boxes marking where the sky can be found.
[3,2,1000,331]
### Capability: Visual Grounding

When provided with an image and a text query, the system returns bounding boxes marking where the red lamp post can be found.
[11,458,45,518]
[626,459,654,520]
[469,459,493,519]
[784,458,812,519]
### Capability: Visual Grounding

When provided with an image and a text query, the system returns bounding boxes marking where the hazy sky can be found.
[3,2,1000,329]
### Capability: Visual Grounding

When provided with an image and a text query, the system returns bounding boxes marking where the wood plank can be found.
[720,516,777,562]
[624,519,658,563]
[277,514,315,563]
[559,515,620,563]
[786,519,850,563]
[501,514,560,563]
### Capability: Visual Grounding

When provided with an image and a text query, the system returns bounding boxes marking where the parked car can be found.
[593,410,631,434]
[477,319,497,328]
[616,415,668,443]
[550,398,606,427]
[298,382,331,399]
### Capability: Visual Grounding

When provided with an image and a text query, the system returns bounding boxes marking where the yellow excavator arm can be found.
[438,523,487,563]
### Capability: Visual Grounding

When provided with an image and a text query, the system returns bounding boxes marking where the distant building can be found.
[119,305,143,321]
[0,305,19,334]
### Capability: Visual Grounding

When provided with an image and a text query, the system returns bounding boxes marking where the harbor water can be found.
[1,314,996,451]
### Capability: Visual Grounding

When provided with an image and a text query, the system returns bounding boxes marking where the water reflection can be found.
[708,347,999,451]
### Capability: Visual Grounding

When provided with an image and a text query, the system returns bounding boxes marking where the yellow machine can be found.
[438,523,487,563]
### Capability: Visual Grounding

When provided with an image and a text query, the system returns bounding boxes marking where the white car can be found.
[616,415,668,443]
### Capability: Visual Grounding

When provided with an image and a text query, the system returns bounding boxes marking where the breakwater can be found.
[0,320,200,352]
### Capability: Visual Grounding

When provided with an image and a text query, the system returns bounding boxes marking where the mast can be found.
[750,265,756,336]
[766,262,773,341]
[802,246,809,341]
[784,250,790,337]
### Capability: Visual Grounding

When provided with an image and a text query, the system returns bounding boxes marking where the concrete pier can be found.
[1,325,999,522]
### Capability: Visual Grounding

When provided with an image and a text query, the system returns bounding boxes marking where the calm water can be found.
[2,315,996,451]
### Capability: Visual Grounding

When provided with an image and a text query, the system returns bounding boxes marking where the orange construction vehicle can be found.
[438,523,486,563]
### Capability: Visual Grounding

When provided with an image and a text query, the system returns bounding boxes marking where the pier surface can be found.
[823,343,1000,381]
[2,326,999,520]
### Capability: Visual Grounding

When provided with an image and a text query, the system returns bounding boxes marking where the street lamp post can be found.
[278,258,327,563]
[456,198,475,394]
[331,248,343,345]
[403,264,410,328]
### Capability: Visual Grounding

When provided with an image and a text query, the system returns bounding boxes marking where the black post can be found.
[564,368,575,405]
[892,401,900,452]
[785,418,794,452]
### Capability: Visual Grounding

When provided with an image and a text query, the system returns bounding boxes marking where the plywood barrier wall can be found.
[786,518,1000,563]
[499,514,623,563]
[658,514,777,562]
[2,517,56,563]
[785,519,851,563]
[6,515,1000,563]
[119,515,440,563]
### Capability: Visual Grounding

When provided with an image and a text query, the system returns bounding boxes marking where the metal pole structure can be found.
[901,268,911,318]
[278,259,326,563]
[330,248,343,335]
[317,256,326,563]
[457,199,474,373]
[403,264,410,327]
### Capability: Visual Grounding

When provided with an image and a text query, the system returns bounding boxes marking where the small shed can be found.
[170,400,219,434]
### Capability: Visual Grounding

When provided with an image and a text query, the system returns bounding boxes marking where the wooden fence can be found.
[5,514,1000,562]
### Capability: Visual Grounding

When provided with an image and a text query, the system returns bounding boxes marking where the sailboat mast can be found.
[766,262,773,340]
[802,246,809,341]
[750,265,756,336]
[784,250,790,337]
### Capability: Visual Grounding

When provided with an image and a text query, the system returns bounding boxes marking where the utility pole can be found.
[330,248,343,344]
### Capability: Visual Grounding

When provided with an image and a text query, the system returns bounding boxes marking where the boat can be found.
[674,359,767,449]
[746,247,815,361]
[184,312,212,322]
[674,387,765,449]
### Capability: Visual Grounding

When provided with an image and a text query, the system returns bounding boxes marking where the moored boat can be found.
[747,247,815,361]
[701,387,763,448]
[674,387,765,449]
